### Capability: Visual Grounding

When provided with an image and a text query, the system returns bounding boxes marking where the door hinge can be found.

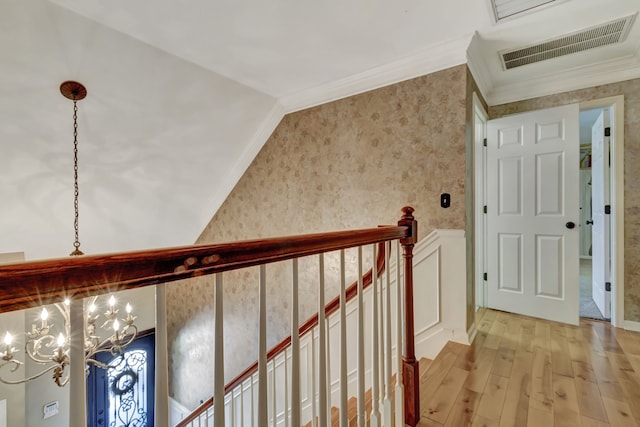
[483,273,488,281]
[483,138,487,147]
[605,127,611,137]
[483,205,487,214]
[605,282,611,292]
[605,205,611,214]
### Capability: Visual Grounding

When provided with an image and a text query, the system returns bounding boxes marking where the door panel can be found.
[591,111,611,318]
[487,104,579,325]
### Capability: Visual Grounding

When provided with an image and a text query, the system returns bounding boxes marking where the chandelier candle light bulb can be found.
[2,332,14,360]
[40,307,48,329]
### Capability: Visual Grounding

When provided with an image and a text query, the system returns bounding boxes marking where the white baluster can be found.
[214,273,225,427]
[384,241,393,426]
[230,390,235,427]
[311,328,317,427]
[357,246,365,427]
[240,381,245,427]
[394,240,404,427]
[251,372,255,427]
[290,259,301,427]
[318,253,327,427]
[258,265,268,425]
[284,347,289,427]
[370,245,381,427]
[272,358,277,427]
[339,250,348,427]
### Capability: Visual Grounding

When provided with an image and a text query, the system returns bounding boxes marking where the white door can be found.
[591,111,611,318]
[486,104,580,325]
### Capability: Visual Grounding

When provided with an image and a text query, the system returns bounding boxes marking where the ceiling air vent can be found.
[500,14,636,70]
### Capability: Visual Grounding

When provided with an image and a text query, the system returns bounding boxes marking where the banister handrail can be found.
[0,206,419,426]
[0,225,410,313]
[177,242,388,427]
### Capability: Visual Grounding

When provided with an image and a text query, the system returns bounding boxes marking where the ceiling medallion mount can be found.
[59,81,87,101]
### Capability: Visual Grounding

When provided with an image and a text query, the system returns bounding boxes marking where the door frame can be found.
[580,96,624,327]
[472,92,488,319]
[473,95,625,328]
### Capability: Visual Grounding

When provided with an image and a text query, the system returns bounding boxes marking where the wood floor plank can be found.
[552,373,581,427]
[590,352,626,401]
[616,330,640,356]
[581,416,611,427]
[566,325,592,364]
[602,397,638,427]
[498,350,532,427]
[526,406,553,426]
[574,374,609,423]
[443,387,481,427]
[550,324,574,377]
[491,345,515,378]
[464,348,497,393]
[532,321,551,352]
[420,344,460,407]
[572,360,597,383]
[423,367,468,424]
[475,374,509,422]
[606,351,640,422]
[483,319,505,351]
[517,318,535,353]
[472,414,500,427]
[528,348,553,415]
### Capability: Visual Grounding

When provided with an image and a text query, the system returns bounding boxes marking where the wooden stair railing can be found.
[0,206,418,426]
[180,239,388,427]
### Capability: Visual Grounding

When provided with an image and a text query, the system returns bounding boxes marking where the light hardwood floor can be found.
[417,309,640,426]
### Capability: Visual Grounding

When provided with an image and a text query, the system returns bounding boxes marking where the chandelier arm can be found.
[25,336,61,365]
[0,363,63,385]
[84,357,110,370]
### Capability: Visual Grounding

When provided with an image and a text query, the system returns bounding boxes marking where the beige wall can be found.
[166,64,471,408]
[489,78,640,323]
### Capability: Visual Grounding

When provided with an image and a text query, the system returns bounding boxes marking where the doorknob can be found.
[586,220,594,225]
[566,221,576,229]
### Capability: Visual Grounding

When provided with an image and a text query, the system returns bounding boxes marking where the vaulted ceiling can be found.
[1,0,638,260]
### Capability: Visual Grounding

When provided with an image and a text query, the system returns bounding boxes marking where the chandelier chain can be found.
[71,98,83,255]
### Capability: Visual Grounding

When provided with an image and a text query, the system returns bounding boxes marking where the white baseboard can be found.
[624,320,640,332]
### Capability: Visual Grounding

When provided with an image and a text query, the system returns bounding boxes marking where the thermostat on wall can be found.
[43,401,59,419]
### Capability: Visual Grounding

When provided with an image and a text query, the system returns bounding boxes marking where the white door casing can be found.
[486,104,580,325]
[591,111,611,319]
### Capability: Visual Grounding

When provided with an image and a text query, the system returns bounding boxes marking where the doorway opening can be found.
[474,95,625,327]
[579,107,613,321]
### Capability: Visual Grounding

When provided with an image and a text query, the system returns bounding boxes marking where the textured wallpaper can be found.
[489,78,640,323]
[166,64,471,409]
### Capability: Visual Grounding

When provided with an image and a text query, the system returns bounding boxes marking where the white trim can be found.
[472,93,488,320]
[280,35,473,113]
[486,56,640,106]
[466,33,493,103]
[624,320,640,332]
[579,96,625,328]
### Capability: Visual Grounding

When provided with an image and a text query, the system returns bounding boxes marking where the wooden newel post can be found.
[399,206,419,426]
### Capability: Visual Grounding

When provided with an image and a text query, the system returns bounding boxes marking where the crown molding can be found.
[280,34,474,113]
[466,32,494,104]
[487,53,640,105]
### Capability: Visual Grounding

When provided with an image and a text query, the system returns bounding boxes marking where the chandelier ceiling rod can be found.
[60,81,87,257]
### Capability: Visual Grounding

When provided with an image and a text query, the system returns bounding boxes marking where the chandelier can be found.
[0,295,138,387]
[0,81,138,386]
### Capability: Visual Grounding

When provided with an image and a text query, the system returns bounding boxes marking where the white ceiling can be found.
[1,0,639,260]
